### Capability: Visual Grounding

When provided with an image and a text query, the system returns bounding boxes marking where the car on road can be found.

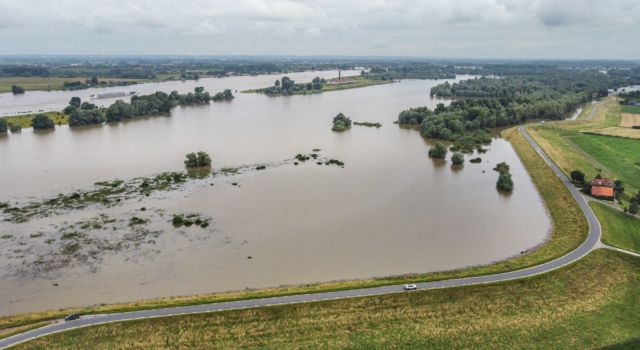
[64,314,80,322]
[403,284,417,290]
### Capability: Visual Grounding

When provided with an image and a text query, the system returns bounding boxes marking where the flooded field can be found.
[0,74,551,315]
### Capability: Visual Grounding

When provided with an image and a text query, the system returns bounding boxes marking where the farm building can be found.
[590,178,615,199]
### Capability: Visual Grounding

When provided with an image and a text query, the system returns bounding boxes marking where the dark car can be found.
[64,314,80,322]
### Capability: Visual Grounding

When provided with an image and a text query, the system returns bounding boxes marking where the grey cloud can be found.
[0,0,639,59]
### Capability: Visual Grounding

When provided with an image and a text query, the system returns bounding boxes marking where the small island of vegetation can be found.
[245,74,392,96]
[494,162,514,192]
[184,151,212,168]
[212,89,234,102]
[428,142,448,159]
[353,121,382,128]
[451,152,464,165]
[332,113,352,132]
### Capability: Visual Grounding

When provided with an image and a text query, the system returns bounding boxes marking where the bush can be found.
[212,89,234,102]
[11,85,25,94]
[0,119,7,133]
[9,124,21,133]
[184,151,212,168]
[469,157,482,163]
[31,114,55,130]
[629,203,639,215]
[332,113,352,132]
[69,109,105,127]
[493,162,510,174]
[570,170,586,184]
[451,152,464,165]
[497,171,514,192]
[428,143,448,159]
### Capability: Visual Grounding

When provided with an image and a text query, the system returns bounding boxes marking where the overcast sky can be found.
[1,0,639,59]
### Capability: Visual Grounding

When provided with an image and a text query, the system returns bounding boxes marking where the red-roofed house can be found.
[590,178,615,199]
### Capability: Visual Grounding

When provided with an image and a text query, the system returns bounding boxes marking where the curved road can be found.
[0,126,602,349]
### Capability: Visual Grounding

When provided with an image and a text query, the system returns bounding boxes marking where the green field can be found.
[0,77,148,93]
[591,203,640,254]
[621,105,640,114]
[569,134,640,191]
[529,98,640,196]
[13,250,640,350]
[1,112,68,129]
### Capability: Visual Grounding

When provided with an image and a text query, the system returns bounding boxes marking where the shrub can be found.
[332,113,352,132]
[493,162,510,174]
[428,143,448,159]
[469,157,482,163]
[629,203,639,215]
[9,124,21,133]
[11,85,25,94]
[570,170,586,184]
[497,172,514,192]
[0,119,7,133]
[31,114,55,130]
[184,151,212,168]
[451,152,464,165]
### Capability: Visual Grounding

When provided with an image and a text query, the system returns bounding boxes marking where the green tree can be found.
[69,97,82,108]
[570,170,586,184]
[428,143,448,159]
[184,151,212,168]
[629,202,639,215]
[332,113,352,132]
[31,114,55,130]
[0,119,7,133]
[11,85,25,94]
[451,152,464,165]
[90,76,99,84]
[497,172,514,192]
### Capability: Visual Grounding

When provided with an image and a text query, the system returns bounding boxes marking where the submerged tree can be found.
[184,151,212,168]
[497,171,514,192]
[332,113,352,132]
[31,114,55,130]
[0,119,7,133]
[451,152,464,165]
[428,142,448,159]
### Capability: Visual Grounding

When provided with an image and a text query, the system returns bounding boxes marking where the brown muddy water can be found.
[0,74,551,315]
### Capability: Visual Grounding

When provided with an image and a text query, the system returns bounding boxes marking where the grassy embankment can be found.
[0,126,588,333]
[528,97,640,197]
[591,203,640,254]
[1,112,68,129]
[0,77,148,93]
[243,76,393,95]
[13,250,640,349]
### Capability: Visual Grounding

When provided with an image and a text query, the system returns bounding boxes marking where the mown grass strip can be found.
[591,202,640,254]
[12,250,640,350]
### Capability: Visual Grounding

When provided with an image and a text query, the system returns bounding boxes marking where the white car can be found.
[403,283,417,290]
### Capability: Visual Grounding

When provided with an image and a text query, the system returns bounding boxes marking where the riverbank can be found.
[0,124,587,334]
[0,77,148,94]
[12,249,640,349]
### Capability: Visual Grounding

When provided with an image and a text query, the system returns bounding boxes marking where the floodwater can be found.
[0,73,551,315]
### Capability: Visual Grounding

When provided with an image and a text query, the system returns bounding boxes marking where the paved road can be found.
[0,126,603,349]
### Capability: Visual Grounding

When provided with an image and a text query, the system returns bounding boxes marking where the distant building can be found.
[590,178,615,199]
